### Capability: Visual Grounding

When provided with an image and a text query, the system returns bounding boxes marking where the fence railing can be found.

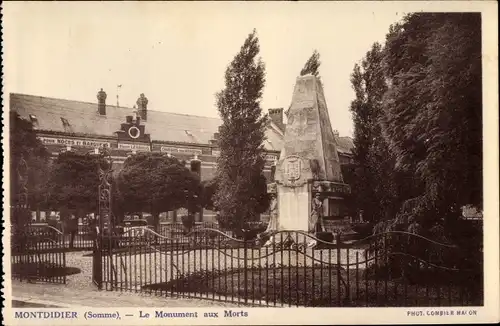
[11,225,67,284]
[32,221,266,251]
[95,227,482,307]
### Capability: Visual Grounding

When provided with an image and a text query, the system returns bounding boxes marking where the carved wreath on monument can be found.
[276,155,312,187]
[284,156,302,182]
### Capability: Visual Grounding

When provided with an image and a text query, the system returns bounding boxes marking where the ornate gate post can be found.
[98,148,114,231]
[92,147,113,289]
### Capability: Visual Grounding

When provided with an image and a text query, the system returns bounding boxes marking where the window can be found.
[60,117,73,132]
[60,117,70,127]
[184,130,197,142]
[29,114,39,128]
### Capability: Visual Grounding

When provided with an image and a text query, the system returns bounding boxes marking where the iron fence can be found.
[21,223,97,251]
[94,227,482,307]
[11,224,67,284]
[27,221,244,252]
[66,224,95,250]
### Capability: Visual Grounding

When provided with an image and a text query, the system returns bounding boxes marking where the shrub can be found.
[181,214,195,234]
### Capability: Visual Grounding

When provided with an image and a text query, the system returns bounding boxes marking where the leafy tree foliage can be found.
[9,112,50,227]
[202,176,270,219]
[349,13,482,286]
[339,163,356,217]
[381,13,482,228]
[300,50,321,77]
[201,179,218,211]
[10,112,50,207]
[214,29,269,233]
[252,174,272,216]
[44,151,105,217]
[116,152,201,230]
[349,42,402,222]
[350,13,482,236]
[111,178,127,224]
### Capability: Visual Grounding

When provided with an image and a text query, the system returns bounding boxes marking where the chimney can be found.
[190,155,201,176]
[97,88,107,115]
[333,129,340,137]
[269,108,285,131]
[136,93,148,121]
[209,132,220,145]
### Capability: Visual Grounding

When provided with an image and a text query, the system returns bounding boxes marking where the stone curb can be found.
[11,296,90,308]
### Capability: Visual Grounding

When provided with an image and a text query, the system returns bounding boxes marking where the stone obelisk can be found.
[266,74,350,236]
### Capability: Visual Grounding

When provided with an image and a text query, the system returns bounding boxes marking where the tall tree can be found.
[381,13,482,229]
[349,43,399,222]
[202,176,270,219]
[200,179,218,211]
[300,50,321,77]
[116,152,201,230]
[214,29,268,233]
[9,112,50,226]
[44,151,105,219]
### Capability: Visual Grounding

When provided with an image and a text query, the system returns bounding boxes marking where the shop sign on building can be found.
[265,154,279,162]
[118,143,151,151]
[38,136,110,148]
[160,146,202,155]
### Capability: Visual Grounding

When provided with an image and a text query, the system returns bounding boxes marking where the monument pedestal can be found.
[277,183,310,231]
[265,179,349,247]
[267,180,350,231]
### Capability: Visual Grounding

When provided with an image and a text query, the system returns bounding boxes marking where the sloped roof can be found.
[335,136,354,155]
[10,93,284,151]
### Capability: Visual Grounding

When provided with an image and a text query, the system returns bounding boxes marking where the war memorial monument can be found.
[265,74,350,244]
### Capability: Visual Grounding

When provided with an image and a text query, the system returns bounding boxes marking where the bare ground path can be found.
[11,251,241,308]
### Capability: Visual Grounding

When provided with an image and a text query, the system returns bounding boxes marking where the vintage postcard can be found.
[2,1,499,325]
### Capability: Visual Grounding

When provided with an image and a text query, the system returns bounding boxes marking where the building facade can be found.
[11,90,354,222]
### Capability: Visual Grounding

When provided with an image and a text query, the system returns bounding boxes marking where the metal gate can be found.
[10,155,67,284]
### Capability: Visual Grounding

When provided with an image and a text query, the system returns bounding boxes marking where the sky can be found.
[3,2,407,137]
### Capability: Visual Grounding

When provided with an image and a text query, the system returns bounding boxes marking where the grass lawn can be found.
[11,262,81,278]
[144,266,482,307]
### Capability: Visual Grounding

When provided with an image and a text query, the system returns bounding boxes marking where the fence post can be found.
[243,238,248,304]
[336,233,342,306]
[63,231,67,284]
[108,232,113,291]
